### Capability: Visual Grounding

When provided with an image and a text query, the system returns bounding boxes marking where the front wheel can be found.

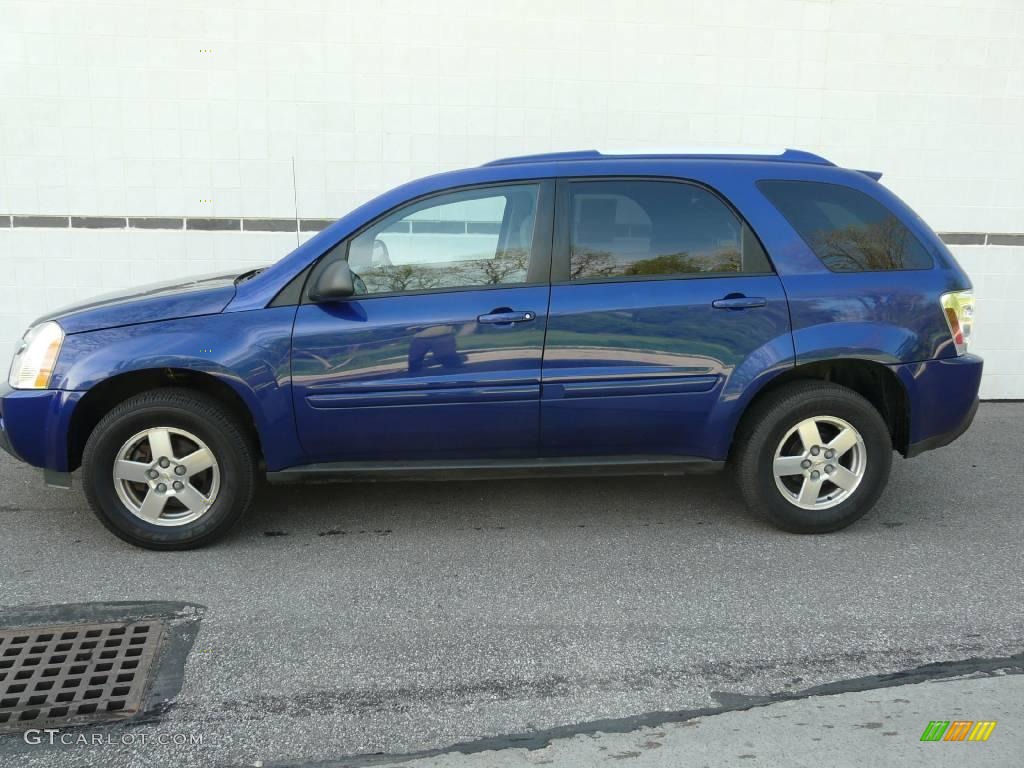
[82,388,257,550]
[734,381,893,533]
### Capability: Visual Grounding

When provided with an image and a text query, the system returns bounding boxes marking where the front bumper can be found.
[891,353,984,458]
[0,384,83,474]
[0,414,20,462]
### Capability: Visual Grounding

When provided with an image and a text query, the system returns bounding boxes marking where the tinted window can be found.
[758,180,933,272]
[568,180,771,280]
[347,184,540,294]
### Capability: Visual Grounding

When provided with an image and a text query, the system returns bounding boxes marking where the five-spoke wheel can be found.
[82,388,256,550]
[734,381,892,533]
[112,427,221,526]
[772,416,866,510]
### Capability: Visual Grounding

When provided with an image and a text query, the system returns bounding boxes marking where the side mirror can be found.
[310,260,355,302]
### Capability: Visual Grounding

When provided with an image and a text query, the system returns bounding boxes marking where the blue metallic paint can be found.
[0,386,82,471]
[891,354,984,446]
[540,275,793,459]
[290,287,549,462]
[0,151,983,476]
[49,308,305,471]
[37,275,239,335]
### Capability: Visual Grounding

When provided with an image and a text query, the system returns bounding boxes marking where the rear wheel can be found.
[82,388,257,549]
[734,381,892,533]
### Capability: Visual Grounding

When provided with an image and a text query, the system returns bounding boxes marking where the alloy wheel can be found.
[112,427,221,526]
[772,415,866,510]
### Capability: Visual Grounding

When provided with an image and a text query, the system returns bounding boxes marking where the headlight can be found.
[8,321,65,389]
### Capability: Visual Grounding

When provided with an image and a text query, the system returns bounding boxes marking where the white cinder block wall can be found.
[1,0,1022,397]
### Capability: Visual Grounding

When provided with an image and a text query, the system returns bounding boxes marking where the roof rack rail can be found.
[484,147,834,167]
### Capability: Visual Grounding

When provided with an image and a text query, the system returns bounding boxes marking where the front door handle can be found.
[712,295,767,310]
[477,310,536,324]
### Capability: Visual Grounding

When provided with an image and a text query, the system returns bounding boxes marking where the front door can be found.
[291,181,554,463]
[541,177,792,459]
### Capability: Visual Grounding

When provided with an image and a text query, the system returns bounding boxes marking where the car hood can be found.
[35,271,246,335]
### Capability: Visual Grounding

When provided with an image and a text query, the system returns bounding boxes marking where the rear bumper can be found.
[0,384,82,473]
[905,395,978,458]
[891,353,983,458]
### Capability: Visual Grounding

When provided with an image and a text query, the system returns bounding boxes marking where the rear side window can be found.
[758,180,933,272]
[567,180,772,280]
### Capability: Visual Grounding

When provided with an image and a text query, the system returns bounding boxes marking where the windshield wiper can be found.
[235,267,267,285]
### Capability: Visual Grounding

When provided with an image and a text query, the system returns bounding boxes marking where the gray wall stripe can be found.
[186,218,241,231]
[243,218,298,232]
[71,216,128,229]
[0,216,1020,247]
[938,232,986,245]
[987,234,1024,247]
[13,215,70,228]
[129,217,184,230]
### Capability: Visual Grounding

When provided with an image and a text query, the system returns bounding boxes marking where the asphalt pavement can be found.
[0,402,1022,767]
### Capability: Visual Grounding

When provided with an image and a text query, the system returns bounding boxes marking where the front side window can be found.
[347,184,541,295]
[568,180,772,280]
[758,180,933,272]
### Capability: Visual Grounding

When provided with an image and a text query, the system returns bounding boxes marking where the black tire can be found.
[82,388,257,550]
[733,381,892,533]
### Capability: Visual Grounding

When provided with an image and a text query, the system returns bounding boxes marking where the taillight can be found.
[940,290,974,356]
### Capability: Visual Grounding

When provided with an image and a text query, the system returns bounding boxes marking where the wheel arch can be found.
[729,358,911,459]
[67,368,263,472]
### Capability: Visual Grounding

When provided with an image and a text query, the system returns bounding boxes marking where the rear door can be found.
[291,181,554,463]
[540,177,792,459]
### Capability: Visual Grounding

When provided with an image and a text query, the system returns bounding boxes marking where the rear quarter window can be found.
[758,180,933,272]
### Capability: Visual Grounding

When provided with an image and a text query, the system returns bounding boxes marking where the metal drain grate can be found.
[0,620,162,732]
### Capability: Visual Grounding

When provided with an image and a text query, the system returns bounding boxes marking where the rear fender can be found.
[703,332,795,459]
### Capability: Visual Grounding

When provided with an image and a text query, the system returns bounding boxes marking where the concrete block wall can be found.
[1,0,1022,397]
[951,244,1024,399]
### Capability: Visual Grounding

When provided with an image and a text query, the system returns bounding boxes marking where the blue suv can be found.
[1,149,981,549]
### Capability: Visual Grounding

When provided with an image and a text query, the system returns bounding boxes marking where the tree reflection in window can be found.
[357,248,531,294]
[811,216,916,272]
[568,180,769,280]
[570,248,743,279]
[758,180,933,272]
[347,184,539,295]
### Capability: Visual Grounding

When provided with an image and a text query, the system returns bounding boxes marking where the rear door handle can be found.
[712,296,767,310]
[477,310,536,324]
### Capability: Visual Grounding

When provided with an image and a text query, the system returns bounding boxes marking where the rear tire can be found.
[82,388,257,550]
[734,381,892,533]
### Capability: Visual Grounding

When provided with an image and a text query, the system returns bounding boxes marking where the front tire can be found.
[734,381,893,533]
[82,388,257,550]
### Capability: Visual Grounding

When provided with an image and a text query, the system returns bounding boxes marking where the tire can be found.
[733,381,892,533]
[82,388,257,550]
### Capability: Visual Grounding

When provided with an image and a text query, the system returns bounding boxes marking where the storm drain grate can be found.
[0,620,162,732]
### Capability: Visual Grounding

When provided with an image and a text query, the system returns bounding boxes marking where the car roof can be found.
[482,147,834,167]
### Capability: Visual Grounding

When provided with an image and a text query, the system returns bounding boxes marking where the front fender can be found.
[50,308,304,471]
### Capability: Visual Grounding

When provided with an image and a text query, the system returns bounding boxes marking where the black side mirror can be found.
[310,260,355,302]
